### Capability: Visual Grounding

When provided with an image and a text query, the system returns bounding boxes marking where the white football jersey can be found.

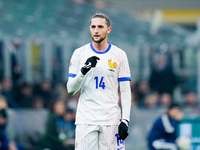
[68,43,131,125]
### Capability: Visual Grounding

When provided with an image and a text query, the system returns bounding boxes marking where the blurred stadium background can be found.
[0,0,200,149]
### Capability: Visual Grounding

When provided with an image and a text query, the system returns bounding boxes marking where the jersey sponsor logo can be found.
[108,59,117,72]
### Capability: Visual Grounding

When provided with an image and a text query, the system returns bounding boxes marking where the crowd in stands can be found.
[0,40,199,150]
[0,78,77,150]
[132,80,199,110]
[131,52,199,111]
[0,63,199,150]
[0,96,25,150]
[40,97,75,150]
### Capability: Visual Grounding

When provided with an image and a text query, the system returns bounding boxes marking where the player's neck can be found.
[92,40,109,52]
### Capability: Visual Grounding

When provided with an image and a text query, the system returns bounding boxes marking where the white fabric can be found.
[120,81,131,122]
[153,140,177,150]
[67,43,131,125]
[75,124,125,150]
[161,114,175,133]
[67,72,85,95]
[121,119,129,127]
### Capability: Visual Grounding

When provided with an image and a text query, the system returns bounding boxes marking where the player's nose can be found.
[94,27,99,32]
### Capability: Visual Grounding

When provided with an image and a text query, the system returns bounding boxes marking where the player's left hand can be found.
[118,121,129,140]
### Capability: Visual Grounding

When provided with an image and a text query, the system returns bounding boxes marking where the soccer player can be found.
[147,103,184,150]
[67,13,132,150]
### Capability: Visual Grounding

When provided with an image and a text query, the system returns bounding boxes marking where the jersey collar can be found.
[90,42,111,54]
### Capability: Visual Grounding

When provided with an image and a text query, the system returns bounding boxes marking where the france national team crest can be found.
[75,142,77,148]
[115,133,125,150]
[108,59,117,72]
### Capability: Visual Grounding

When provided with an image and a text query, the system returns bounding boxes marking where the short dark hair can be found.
[90,13,111,27]
[168,103,181,110]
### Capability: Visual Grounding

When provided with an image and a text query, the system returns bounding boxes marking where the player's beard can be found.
[92,35,106,43]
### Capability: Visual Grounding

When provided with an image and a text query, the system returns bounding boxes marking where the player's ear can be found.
[107,26,112,34]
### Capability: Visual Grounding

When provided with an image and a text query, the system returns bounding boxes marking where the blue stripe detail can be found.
[90,43,111,54]
[68,73,76,77]
[118,77,131,82]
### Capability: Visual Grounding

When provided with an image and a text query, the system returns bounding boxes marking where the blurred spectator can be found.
[40,97,74,150]
[62,108,76,150]
[0,103,24,150]
[1,78,18,108]
[147,103,184,150]
[15,82,33,108]
[54,84,69,99]
[159,93,172,109]
[183,91,200,117]
[149,54,178,96]
[10,38,23,89]
[0,96,8,109]
[144,92,159,109]
[134,80,150,107]
[31,96,44,110]
[184,91,198,107]
[34,79,53,108]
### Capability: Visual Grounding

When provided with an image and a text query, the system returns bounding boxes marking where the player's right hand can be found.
[81,56,100,75]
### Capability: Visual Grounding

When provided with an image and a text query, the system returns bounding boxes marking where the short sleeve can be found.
[68,50,80,77]
[118,51,131,82]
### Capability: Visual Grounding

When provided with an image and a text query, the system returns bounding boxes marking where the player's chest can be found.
[80,54,119,76]
[95,56,119,75]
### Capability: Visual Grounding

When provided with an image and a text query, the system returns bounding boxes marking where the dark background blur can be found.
[0,0,200,149]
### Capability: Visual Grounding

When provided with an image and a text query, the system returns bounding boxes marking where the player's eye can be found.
[91,25,96,28]
[98,25,103,28]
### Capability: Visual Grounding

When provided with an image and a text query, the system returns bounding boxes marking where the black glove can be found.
[81,56,100,75]
[118,121,129,140]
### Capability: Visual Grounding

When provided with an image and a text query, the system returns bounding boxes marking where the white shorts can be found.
[75,124,125,150]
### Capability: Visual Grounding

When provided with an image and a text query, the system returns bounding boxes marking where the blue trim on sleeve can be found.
[118,77,131,82]
[90,43,111,54]
[68,73,76,77]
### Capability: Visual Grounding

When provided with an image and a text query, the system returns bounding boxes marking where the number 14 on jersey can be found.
[94,76,105,89]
